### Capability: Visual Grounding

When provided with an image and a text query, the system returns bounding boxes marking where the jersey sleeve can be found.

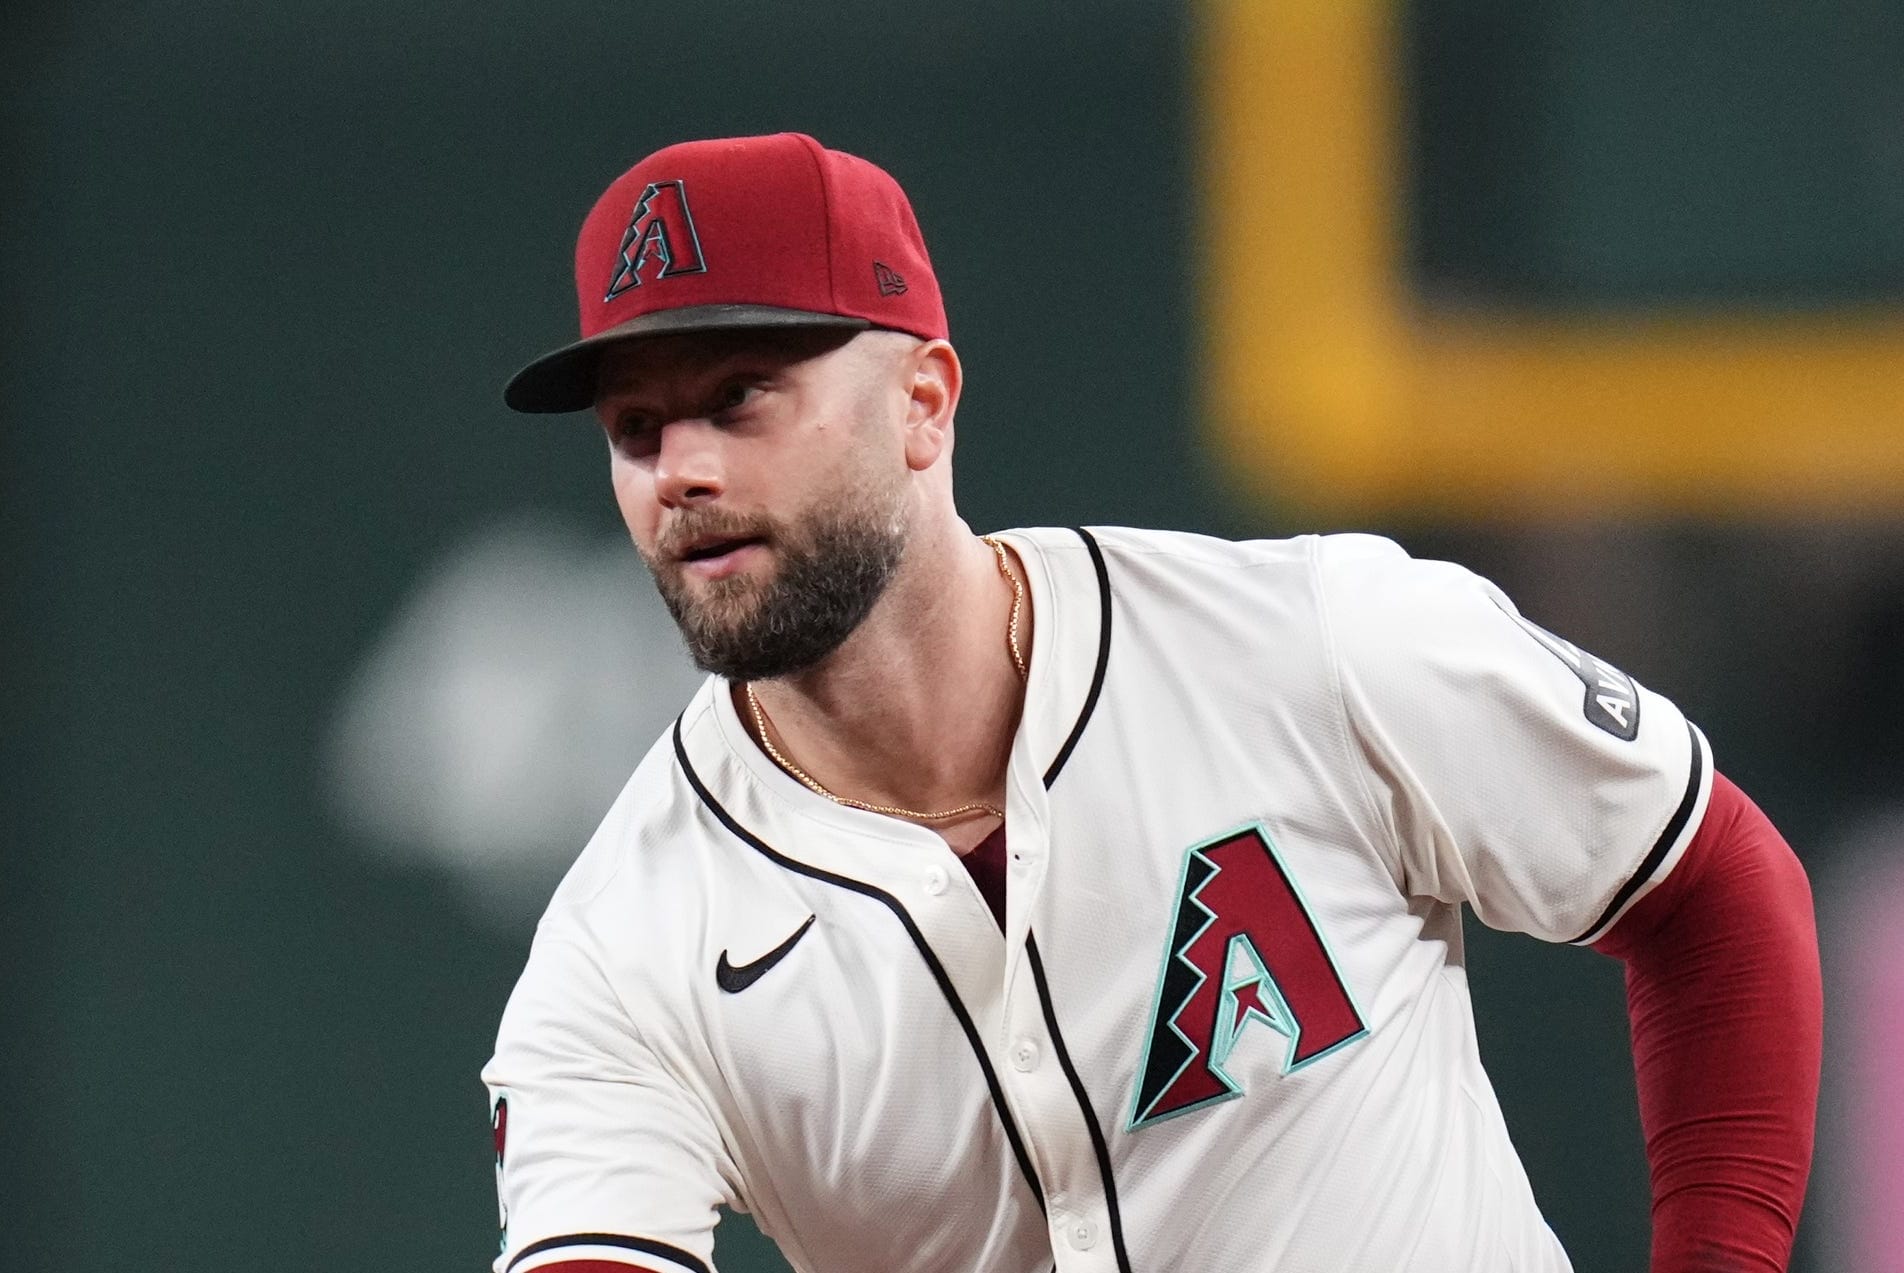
[483,930,738,1273]
[1315,534,1712,944]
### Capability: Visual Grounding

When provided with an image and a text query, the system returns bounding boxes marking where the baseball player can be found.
[485,133,1821,1273]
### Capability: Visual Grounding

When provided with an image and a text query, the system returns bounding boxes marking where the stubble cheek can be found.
[607,457,664,561]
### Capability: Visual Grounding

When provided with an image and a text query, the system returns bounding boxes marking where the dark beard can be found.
[645,502,908,681]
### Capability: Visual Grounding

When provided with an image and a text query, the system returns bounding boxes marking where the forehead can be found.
[593,327,862,402]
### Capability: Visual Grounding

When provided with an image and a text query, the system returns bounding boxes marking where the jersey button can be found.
[1067,1217,1099,1250]
[1011,1038,1041,1071]
[923,865,949,895]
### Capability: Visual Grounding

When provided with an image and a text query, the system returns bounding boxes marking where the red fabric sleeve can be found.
[1592,771,1822,1273]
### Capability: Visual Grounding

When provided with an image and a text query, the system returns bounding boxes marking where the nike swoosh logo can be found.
[716,915,816,993]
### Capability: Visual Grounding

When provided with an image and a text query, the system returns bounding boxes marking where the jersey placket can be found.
[995,753,1125,1273]
[693,527,1130,1270]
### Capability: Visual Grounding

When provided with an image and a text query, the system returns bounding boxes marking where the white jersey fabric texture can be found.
[484,526,1712,1273]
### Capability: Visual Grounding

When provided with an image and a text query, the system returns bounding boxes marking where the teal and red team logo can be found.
[605,179,707,300]
[492,1093,510,1249]
[1129,823,1368,1130]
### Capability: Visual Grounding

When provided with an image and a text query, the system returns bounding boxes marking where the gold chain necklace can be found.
[744,535,1027,823]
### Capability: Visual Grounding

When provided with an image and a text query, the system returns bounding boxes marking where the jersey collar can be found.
[674,526,1113,875]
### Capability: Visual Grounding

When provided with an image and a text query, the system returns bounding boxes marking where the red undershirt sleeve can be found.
[1591,770,1823,1273]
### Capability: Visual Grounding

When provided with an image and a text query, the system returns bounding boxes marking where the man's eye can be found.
[717,381,761,412]
[613,414,659,451]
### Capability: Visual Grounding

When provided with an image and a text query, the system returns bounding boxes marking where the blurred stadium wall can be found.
[3,2,1897,1271]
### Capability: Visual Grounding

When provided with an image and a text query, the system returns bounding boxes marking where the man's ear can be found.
[902,340,962,472]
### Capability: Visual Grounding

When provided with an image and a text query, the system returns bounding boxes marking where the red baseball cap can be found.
[504,132,948,414]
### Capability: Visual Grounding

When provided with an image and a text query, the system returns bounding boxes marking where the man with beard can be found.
[483,134,1820,1273]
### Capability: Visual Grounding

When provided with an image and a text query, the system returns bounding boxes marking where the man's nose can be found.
[652,418,726,508]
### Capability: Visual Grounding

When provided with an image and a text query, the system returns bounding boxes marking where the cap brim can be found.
[503,304,873,414]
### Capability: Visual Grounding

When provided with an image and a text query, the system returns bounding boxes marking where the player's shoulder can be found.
[1029,525,1513,653]
[498,681,761,1047]
[1306,530,1510,629]
[1045,523,1321,568]
[1009,524,1494,597]
[531,682,722,943]
[1002,524,1319,591]
[1010,524,1438,600]
[1016,523,1417,568]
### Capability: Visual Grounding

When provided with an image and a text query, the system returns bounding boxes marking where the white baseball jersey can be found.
[484,526,1711,1273]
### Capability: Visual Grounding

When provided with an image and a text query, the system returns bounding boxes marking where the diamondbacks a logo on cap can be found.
[873,261,907,296]
[605,179,708,300]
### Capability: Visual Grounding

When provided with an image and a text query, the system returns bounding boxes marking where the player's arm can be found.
[1590,772,1820,1273]
[1315,535,1820,1273]
[484,930,738,1273]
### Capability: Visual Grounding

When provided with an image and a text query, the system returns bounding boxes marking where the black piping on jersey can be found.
[672,721,1049,1216]
[1024,936,1134,1273]
[1023,526,1134,1273]
[1570,719,1706,944]
[1040,527,1113,788]
[506,1232,709,1273]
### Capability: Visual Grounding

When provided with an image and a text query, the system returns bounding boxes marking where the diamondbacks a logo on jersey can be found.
[1128,823,1367,1131]
[605,179,708,300]
[491,1092,509,1250]
[1494,600,1641,740]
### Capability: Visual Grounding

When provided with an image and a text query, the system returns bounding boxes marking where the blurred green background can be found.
[5,2,1899,1270]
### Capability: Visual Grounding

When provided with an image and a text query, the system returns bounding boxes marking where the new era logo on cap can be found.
[504,132,950,414]
[605,180,708,300]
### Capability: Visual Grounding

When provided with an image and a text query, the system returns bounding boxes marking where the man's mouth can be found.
[675,534,768,579]
[679,535,765,563]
